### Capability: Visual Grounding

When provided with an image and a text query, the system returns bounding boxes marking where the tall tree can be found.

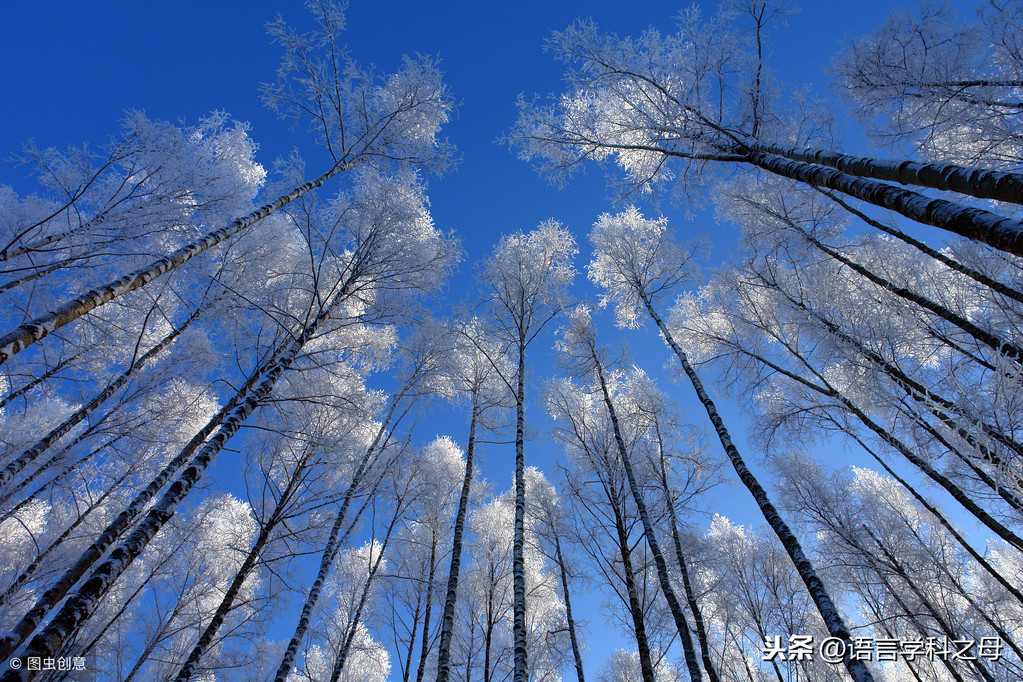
[510,4,1023,257]
[587,207,874,681]
[477,221,576,682]
[433,318,512,682]
[0,0,454,366]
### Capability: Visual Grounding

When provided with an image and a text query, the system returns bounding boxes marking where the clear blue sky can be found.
[0,1,981,678]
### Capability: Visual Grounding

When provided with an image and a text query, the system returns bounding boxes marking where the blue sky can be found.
[1,0,984,678]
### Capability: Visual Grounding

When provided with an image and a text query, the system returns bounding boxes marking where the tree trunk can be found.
[0,331,278,663]
[512,336,528,682]
[640,292,875,682]
[611,502,656,682]
[746,141,1023,206]
[815,188,1023,306]
[552,533,586,682]
[651,422,719,682]
[0,160,356,366]
[592,355,703,682]
[0,469,129,610]
[327,501,402,682]
[435,395,480,682]
[172,455,311,681]
[743,151,1023,258]
[273,390,407,682]
[414,533,438,682]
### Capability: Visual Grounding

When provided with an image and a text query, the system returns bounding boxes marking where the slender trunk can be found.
[172,456,311,681]
[0,422,118,516]
[0,263,62,295]
[592,355,702,682]
[402,600,422,682]
[640,292,875,682]
[901,517,1023,662]
[743,151,1023,258]
[652,423,719,682]
[611,503,656,682]
[512,336,528,682]
[273,392,407,682]
[327,502,402,682]
[0,160,356,366]
[746,142,1023,207]
[0,304,204,489]
[863,526,997,682]
[435,395,479,682]
[2,281,352,675]
[553,532,585,682]
[876,568,969,682]
[414,533,438,682]
[862,599,926,682]
[775,280,1022,470]
[835,384,1023,551]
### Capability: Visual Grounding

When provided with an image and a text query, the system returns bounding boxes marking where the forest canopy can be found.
[1,1,1022,681]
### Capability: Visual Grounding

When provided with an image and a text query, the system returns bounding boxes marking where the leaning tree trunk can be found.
[862,526,998,682]
[0,423,119,518]
[0,159,357,366]
[791,221,1023,365]
[273,391,408,682]
[0,304,205,490]
[651,423,719,682]
[742,151,1023,258]
[815,188,1023,306]
[0,350,84,411]
[512,336,529,682]
[773,280,1023,471]
[611,502,657,682]
[745,142,1023,206]
[0,281,353,679]
[552,531,585,682]
[590,353,703,682]
[802,355,1023,552]
[639,292,875,682]
[172,455,312,681]
[0,468,130,610]
[326,501,402,682]
[847,434,1023,607]
[415,533,438,682]
[435,394,480,682]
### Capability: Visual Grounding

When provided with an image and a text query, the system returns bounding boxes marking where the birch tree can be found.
[433,318,512,682]
[0,168,458,677]
[510,3,1023,257]
[477,222,576,682]
[587,208,874,681]
[0,0,454,366]
[833,1,1023,168]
